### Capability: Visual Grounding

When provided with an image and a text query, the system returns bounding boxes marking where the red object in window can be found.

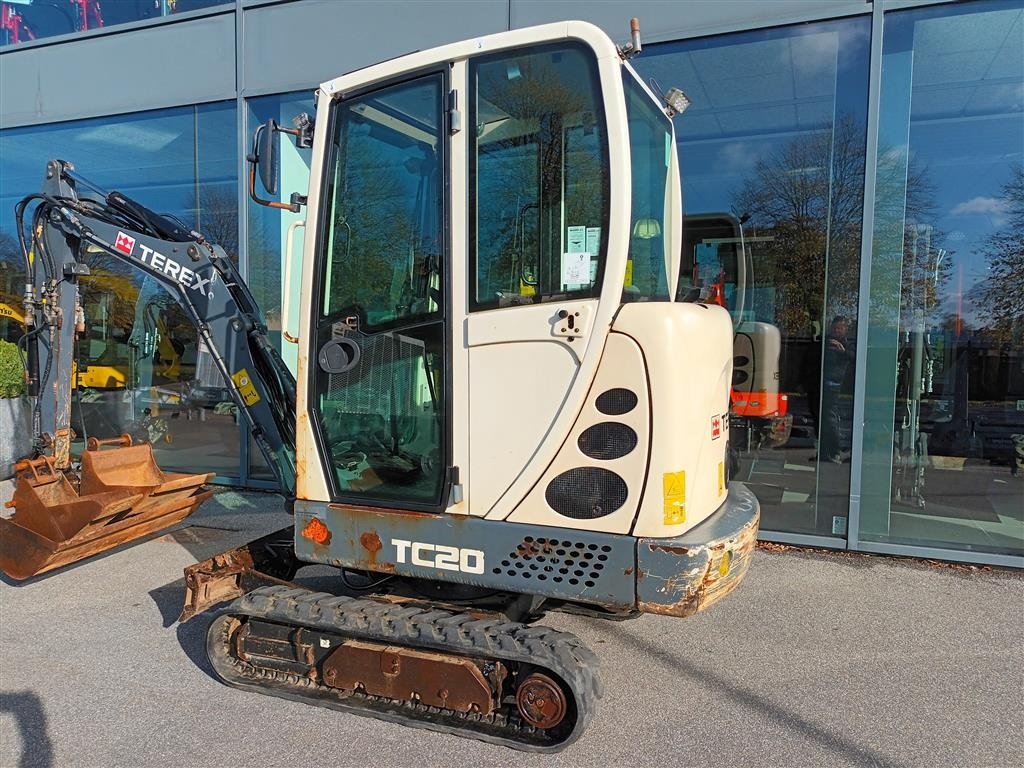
[2,3,25,44]
[69,0,104,32]
[705,282,727,307]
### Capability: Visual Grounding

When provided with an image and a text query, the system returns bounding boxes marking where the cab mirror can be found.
[257,119,281,196]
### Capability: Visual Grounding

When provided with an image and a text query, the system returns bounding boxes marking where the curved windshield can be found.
[622,71,674,302]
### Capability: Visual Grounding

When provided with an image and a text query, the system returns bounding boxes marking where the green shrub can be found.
[0,340,26,398]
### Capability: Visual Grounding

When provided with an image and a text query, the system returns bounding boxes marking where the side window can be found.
[322,76,443,330]
[469,43,610,310]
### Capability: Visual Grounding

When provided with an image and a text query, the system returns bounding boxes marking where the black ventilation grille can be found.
[595,388,637,415]
[545,467,628,519]
[578,422,638,460]
[491,536,612,588]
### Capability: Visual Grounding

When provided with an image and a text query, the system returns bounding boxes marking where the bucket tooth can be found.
[0,438,213,581]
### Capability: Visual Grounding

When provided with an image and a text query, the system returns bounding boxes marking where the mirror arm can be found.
[247,162,300,212]
[247,121,309,212]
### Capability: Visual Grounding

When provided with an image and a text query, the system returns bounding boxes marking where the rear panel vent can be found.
[595,388,638,415]
[491,536,613,588]
[545,467,628,519]
[578,422,638,460]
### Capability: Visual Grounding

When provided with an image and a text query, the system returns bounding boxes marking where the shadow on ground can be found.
[590,617,901,768]
[0,690,54,768]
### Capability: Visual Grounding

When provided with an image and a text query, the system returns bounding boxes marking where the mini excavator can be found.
[2,20,759,751]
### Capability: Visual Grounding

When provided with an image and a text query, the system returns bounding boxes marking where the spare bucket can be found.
[0,435,212,580]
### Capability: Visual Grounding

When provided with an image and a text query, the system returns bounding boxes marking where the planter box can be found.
[0,397,32,480]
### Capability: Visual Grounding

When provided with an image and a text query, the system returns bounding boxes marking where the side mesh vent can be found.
[578,422,638,460]
[545,467,628,520]
[595,388,638,415]
[490,536,613,588]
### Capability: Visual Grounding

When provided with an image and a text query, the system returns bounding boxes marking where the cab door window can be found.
[313,73,447,508]
[469,43,611,310]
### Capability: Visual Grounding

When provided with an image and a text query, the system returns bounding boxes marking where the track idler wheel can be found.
[515,672,568,730]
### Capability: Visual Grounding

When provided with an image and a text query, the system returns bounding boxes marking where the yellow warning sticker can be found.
[624,259,634,288]
[718,461,725,495]
[231,368,261,407]
[663,470,686,526]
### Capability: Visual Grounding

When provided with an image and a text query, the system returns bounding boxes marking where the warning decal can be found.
[231,368,261,407]
[663,470,686,526]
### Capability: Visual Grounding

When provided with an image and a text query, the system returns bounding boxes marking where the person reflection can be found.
[820,316,854,463]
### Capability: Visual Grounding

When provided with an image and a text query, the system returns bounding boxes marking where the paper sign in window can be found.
[561,251,591,287]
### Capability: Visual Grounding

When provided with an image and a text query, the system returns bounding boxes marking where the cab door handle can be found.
[552,305,591,339]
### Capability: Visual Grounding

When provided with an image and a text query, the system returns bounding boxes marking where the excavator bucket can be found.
[0,435,213,581]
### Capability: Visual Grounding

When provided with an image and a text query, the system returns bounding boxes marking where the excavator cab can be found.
[236,20,756,598]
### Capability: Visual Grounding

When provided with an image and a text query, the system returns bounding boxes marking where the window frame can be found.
[307,65,455,511]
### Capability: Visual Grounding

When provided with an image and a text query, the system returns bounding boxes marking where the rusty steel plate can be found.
[321,639,498,714]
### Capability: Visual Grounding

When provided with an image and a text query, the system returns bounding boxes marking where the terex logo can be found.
[114,231,136,255]
[392,539,485,574]
[115,230,216,298]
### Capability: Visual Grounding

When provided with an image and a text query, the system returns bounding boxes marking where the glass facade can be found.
[0,101,241,478]
[860,0,1024,556]
[0,0,229,47]
[0,0,1020,563]
[636,16,872,540]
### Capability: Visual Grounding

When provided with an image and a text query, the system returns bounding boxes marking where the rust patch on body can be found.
[321,640,499,714]
[638,516,759,618]
[328,502,433,519]
[650,544,689,556]
[359,531,383,566]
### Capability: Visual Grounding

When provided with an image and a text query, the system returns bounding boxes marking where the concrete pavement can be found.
[1,489,1022,768]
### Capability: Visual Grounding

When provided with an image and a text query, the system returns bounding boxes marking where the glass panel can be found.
[470,42,610,310]
[636,16,871,538]
[246,92,313,480]
[622,71,673,302]
[321,76,443,330]
[0,101,241,478]
[861,0,1024,557]
[1,0,231,48]
[314,73,447,506]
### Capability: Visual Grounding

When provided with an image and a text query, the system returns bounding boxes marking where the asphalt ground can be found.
[1,488,1022,768]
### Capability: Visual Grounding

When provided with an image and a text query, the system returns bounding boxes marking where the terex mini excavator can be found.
[2,21,759,751]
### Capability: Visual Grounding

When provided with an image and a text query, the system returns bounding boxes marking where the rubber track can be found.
[206,585,602,752]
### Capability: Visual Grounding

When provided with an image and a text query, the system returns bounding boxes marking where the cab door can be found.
[307,71,450,512]
[465,42,614,516]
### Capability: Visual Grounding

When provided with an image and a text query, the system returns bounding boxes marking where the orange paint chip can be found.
[301,517,331,545]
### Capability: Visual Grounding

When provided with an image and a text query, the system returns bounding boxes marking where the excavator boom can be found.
[1,160,297,579]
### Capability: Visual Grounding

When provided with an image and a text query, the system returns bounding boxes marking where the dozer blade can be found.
[0,436,213,581]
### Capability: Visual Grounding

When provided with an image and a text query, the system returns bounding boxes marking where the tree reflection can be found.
[974,164,1024,345]
[731,115,865,335]
[731,113,946,338]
